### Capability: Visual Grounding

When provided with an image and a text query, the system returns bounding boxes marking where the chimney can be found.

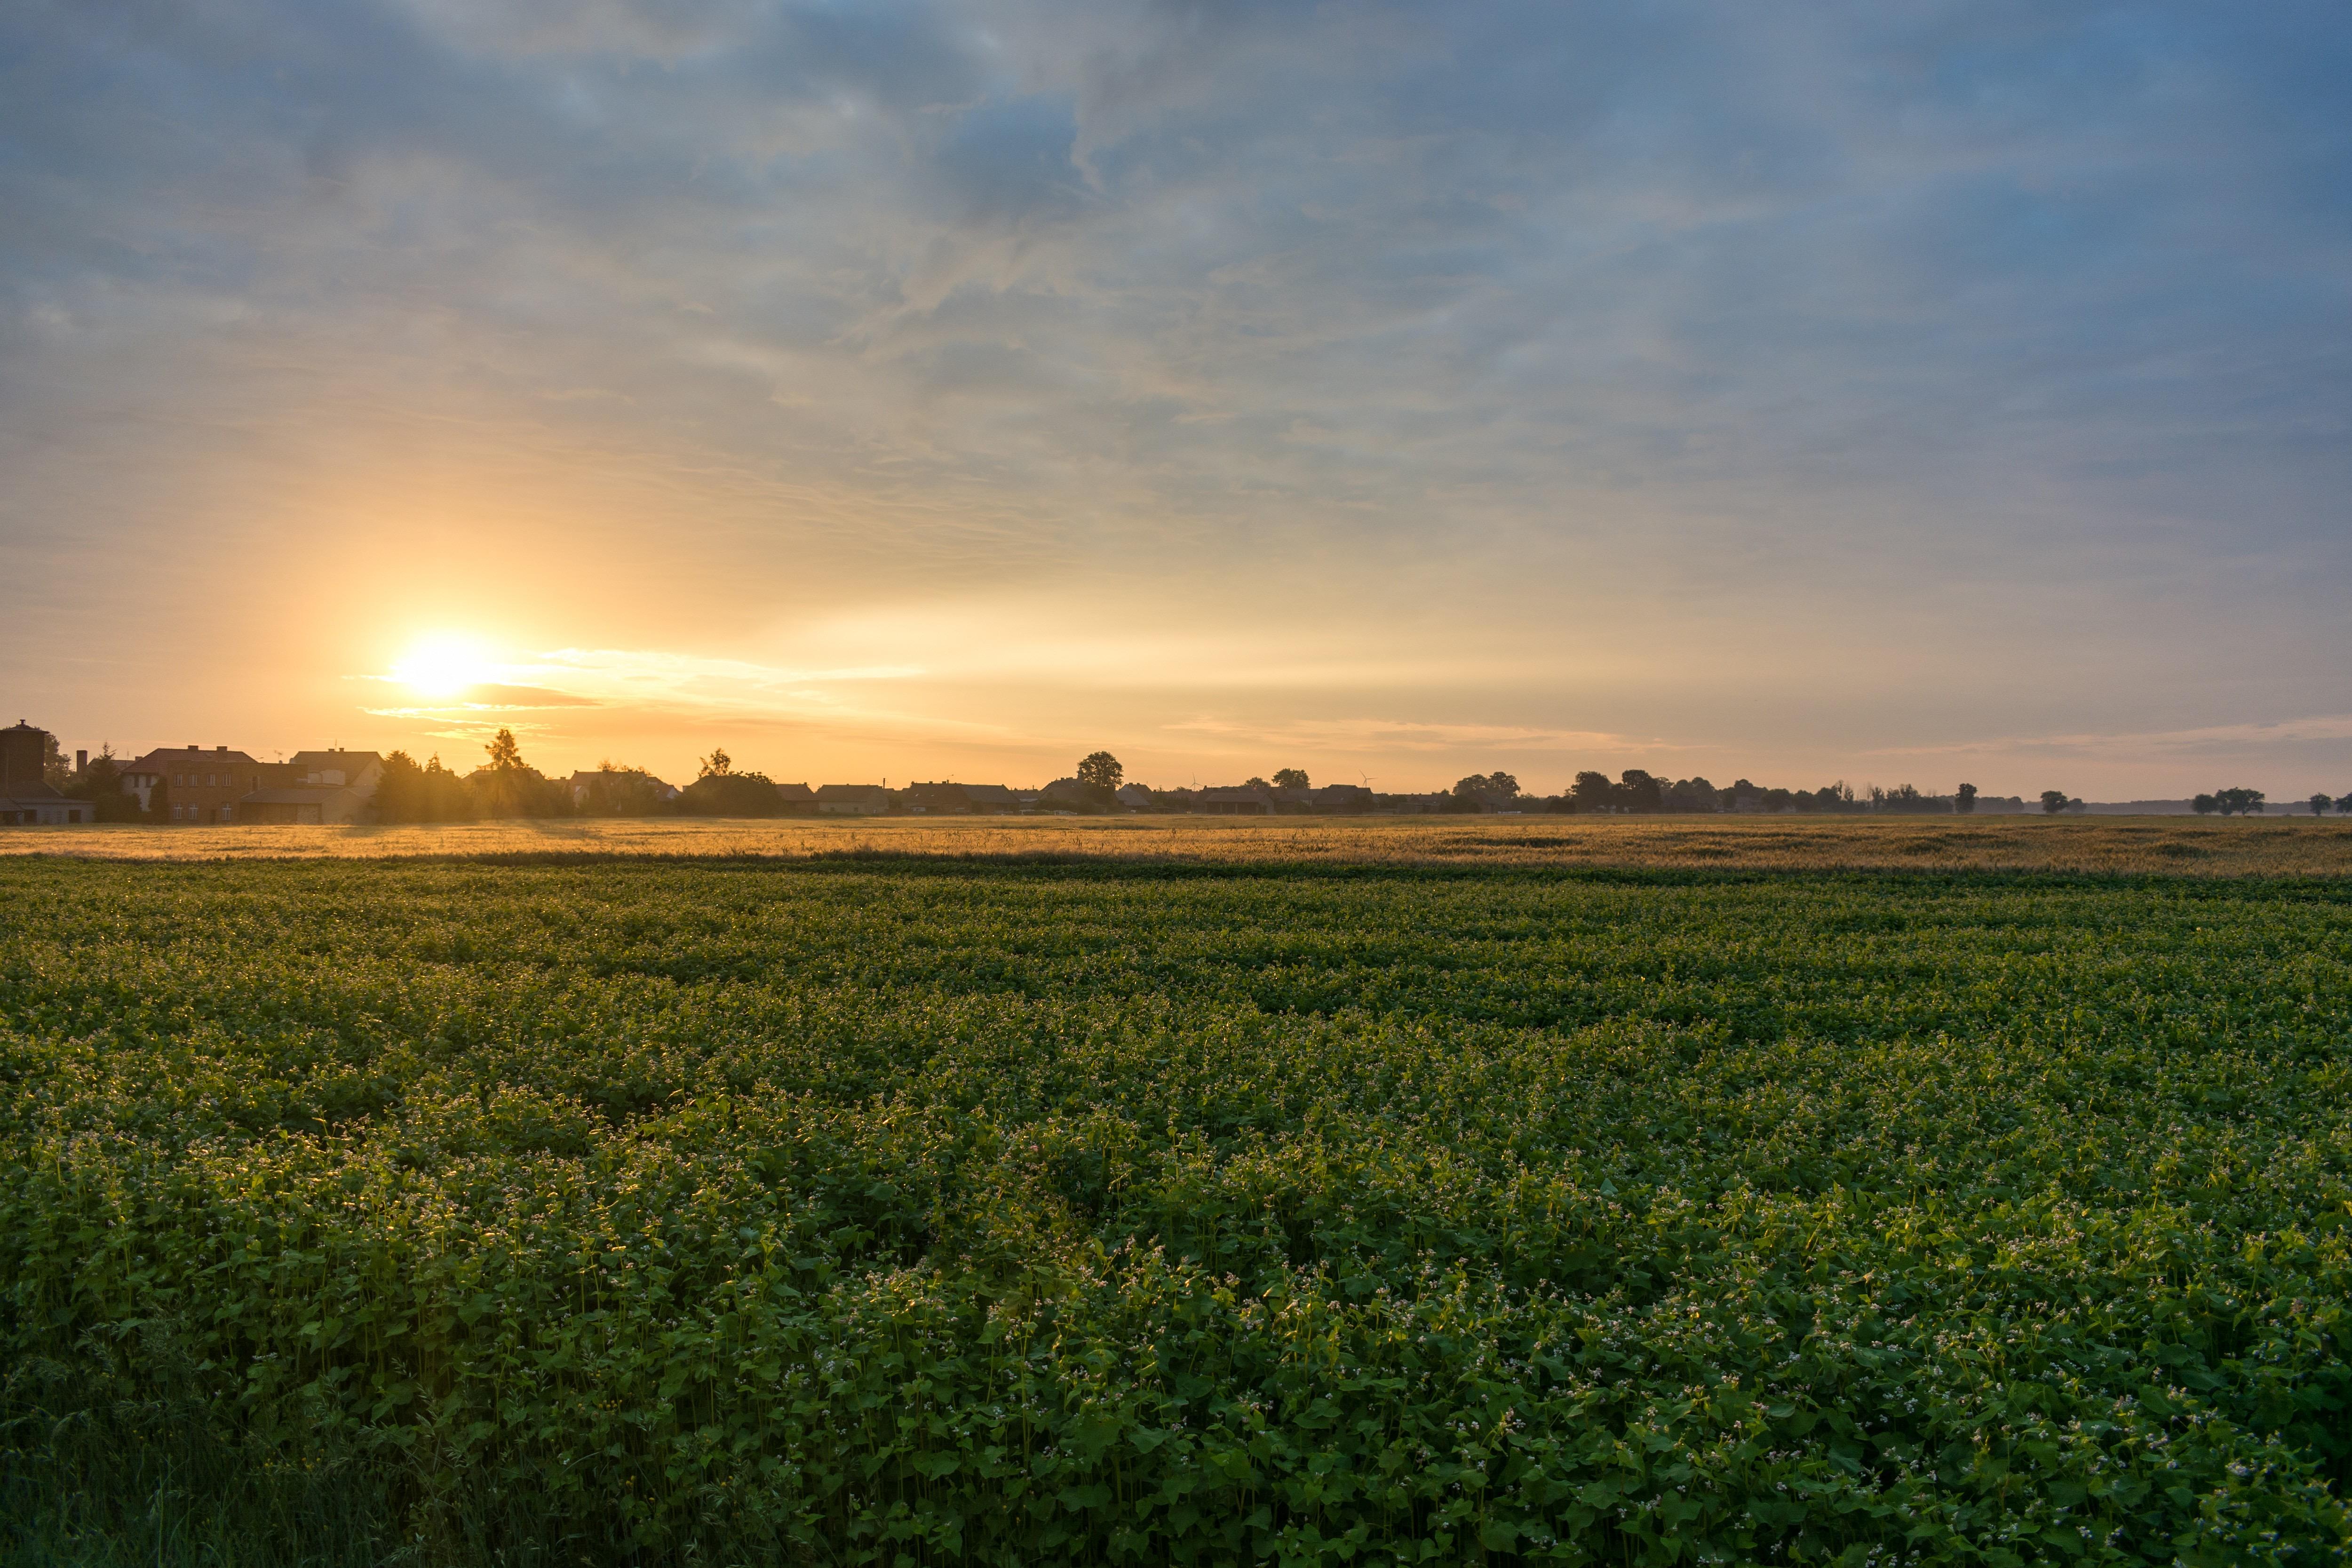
[216,745,227,754]
[76,749,87,774]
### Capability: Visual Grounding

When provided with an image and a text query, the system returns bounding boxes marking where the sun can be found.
[392,634,496,699]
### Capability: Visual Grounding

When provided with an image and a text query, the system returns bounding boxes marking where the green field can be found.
[2,856,2348,1566]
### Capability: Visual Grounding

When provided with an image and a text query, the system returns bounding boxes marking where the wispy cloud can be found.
[1873,715,2352,760]
[1168,716,1674,755]
[6,0,2350,790]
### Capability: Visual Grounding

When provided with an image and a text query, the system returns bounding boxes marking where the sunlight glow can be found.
[393,635,496,699]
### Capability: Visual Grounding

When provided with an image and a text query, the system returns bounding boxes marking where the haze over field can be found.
[4,1,2348,796]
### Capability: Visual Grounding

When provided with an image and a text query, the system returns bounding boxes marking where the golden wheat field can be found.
[3,811,2348,874]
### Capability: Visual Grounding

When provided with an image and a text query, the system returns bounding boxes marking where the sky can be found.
[4,0,2349,798]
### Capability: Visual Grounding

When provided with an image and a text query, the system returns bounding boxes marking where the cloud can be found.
[4,0,2350,789]
[1168,716,1668,755]
[1875,714,2352,761]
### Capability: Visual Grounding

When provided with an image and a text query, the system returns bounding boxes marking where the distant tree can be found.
[1570,771,1615,812]
[2213,787,2265,817]
[1611,770,1661,813]
[421,756,476,820]
[1243,776,1271,791]
[1271,768,1311,791]
[2310,794,2332,817]
[145,773,172,824]
[1664,777,1716,813]
[1076,752,1123,790]
[2040,789,2073,815]
[472,728,566,819]
[373,750,476,824]
[1878,783,1940,814]
[1451,772,1522,810]
[36,730,71,791]
[579,761,667,817]
[678,766,784,817]
[2339,791,2352,816]
[700,747,734,779]
[372,752,423,823]
[60,744,140,823]
[1955,782,1978,815]
[2192,794,2218,816]
[1761,787,1796,813]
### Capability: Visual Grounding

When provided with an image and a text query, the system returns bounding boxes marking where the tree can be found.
[62,744,140,823]
[1076,751,1122,790]
[678,764,784,817]
[1271,768,1311,791]
[2192,794,2217,816]
[2310,793,2332,817]
[2040,789,2074,815]
[2212,787,2265,817]
[1955,782,1978,815]
[1570,771,1615,812]
[471,728,566,819]
[146,773,172,824]
[2339,791,2352,815]
[699,748,733,779]
[372,752,424,823]
[1613,770,1661,813]
[1662,777,1718,813]
[579,762,667,817]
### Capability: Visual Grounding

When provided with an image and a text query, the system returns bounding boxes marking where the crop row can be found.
[1,860,2348,1564]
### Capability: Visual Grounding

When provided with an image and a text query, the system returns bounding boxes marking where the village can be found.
[0,719,1427,825]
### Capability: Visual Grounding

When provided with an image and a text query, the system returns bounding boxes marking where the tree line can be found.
[371,733,797,823]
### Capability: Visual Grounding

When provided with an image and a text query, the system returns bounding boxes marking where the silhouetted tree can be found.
[145,774,172,824]
[1570,771,1615,812]
[1613,770,1661,813]
[2338,791,2352,815]
[1955,782,1978,815]
[1450,772,1522,811]
[2040,789,2074,815]
[62,744,141,823]
[1272,768,1310,791]
[1076,752,1123,789]
[2212,787,2265,817]
[674,744,782,815]
[1661,777,1719,813]
[472,728,566,819]
[579,761,667,817]
[2192,794,2218,816]
[2311,793,2333,816]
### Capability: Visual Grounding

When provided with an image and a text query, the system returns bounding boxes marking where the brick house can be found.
[120,744,287,824]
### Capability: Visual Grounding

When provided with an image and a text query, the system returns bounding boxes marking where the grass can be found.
[1,851,2348,1565]
[3,812,2351,876]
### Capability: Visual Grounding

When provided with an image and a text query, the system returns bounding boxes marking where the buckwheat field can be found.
[3,833,2348,1565]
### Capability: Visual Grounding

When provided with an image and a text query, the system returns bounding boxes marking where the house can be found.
[232,749,386,825]
[774,782,817,814]
[1115,783,1154,809]
[1304,784,1374,814]
[959,784,1018,814]
[117,744,285,824]
[1040,778,1095,808]
[1196,786,1273,816]
[0,720,90,825]
[568,768,680,813]
[816,784,892,815]
[902,781,972,814]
